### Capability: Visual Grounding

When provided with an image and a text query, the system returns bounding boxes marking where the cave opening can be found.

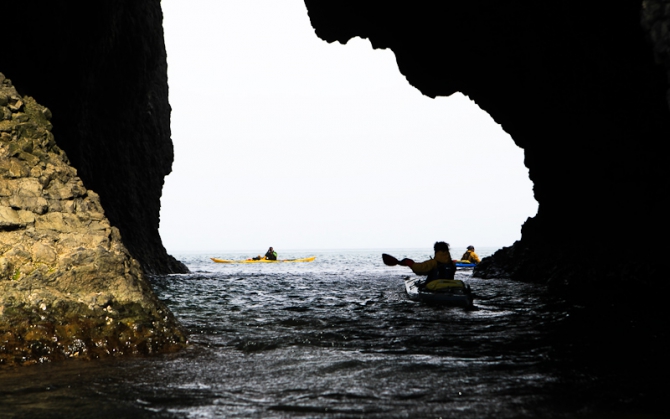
[158,0,537,254]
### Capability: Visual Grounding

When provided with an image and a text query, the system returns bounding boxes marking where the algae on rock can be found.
[0,73,186,366]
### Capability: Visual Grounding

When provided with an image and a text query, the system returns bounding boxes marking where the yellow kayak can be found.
[210,256,316,264]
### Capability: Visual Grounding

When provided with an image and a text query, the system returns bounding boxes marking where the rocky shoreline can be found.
[1,74,186,366]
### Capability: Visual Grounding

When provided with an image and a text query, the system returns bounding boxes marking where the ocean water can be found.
[0,249,666,418]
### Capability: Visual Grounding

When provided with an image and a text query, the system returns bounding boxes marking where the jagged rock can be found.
[0,75,186,366]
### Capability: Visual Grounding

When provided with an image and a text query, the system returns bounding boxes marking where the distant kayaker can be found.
[460,246,481,264]
[264,247,277,261]
[398,241,457,286]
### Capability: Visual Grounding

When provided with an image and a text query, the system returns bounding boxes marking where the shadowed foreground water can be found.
[1,250,667,418]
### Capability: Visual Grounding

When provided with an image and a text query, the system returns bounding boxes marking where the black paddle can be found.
[382,253,398,266]
[382,254,414,267]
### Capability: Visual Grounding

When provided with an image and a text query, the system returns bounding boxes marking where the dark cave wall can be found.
[304,1,670,291]
[2,1,186,274]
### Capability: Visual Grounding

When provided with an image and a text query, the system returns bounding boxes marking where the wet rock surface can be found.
[1,75,186,366]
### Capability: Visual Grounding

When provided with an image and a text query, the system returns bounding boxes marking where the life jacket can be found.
[426,261,456,282]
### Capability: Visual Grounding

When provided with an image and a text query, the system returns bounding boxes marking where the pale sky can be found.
[159,0,538,253]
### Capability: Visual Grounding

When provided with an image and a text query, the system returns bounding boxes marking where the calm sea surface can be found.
[0,249,667,418]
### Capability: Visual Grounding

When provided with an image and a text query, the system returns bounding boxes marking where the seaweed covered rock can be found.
[0,74,186,366]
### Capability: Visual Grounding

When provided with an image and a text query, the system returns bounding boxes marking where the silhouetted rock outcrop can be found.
[305,0,670,295]
[2,1,186,275]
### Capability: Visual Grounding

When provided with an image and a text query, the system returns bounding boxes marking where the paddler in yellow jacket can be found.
[399,241,457,285]
[460,245,481,264]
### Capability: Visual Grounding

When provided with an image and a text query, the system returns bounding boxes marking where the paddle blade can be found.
[382,253,399,266]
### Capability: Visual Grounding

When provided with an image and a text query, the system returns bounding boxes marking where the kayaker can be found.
[398,241,457,285]
[264,247,277,261]
[250,247,277,261]
[460,245,481,264]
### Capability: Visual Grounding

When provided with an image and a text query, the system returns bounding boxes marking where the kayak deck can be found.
[211,256,316,264]
[404,276,473,307]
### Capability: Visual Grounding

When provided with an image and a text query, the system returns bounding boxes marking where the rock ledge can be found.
[1,74,186,366]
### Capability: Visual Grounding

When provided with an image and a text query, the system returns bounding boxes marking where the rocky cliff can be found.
[304,1,670,297]
[2,1,186,275]
[1,75,186,366]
